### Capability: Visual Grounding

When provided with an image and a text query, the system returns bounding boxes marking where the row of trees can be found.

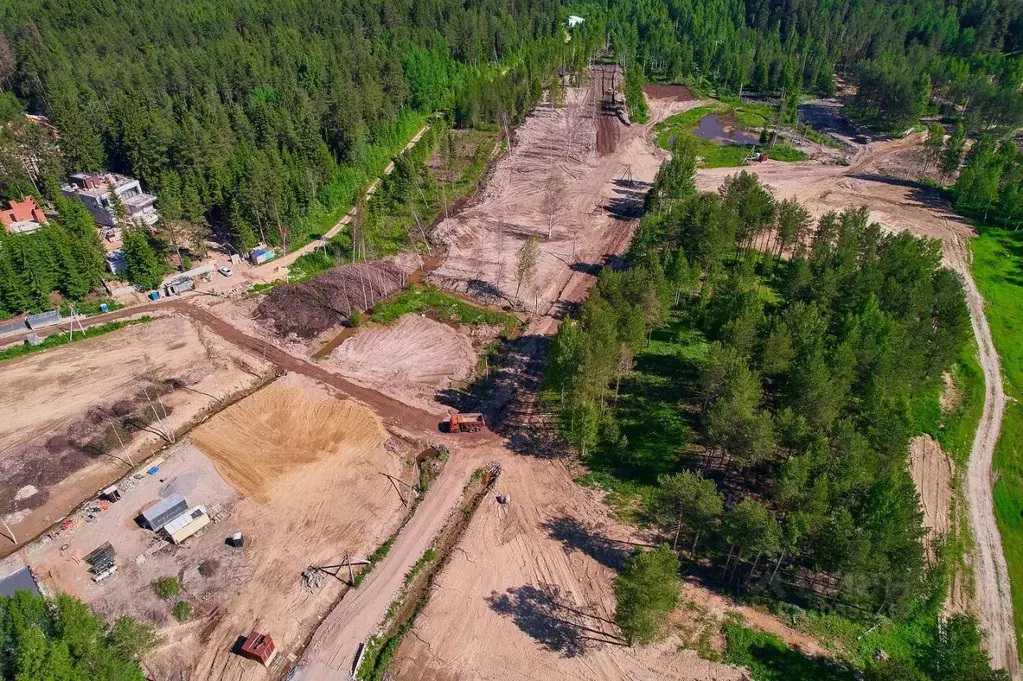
[0,192,108,315]
[951,133,1023,228]
[0,591,157,681]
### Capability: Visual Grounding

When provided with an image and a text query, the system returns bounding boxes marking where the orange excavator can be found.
[447,412,486,433]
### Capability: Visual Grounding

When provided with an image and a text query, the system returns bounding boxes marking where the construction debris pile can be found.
[256,257,415,338]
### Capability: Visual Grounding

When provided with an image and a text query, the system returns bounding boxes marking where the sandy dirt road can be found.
[296,442,487,681]
[19,299,450,436]
[698,143,1018,675]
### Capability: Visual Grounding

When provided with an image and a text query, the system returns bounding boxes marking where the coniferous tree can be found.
[121,228,164,290]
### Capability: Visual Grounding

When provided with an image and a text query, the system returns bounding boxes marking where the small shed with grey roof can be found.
[139,493,188,531]
[26,310,60,330]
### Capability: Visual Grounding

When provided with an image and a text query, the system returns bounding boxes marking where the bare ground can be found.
[0,315,272,559]
[429,67,698,316]
[697,137,1018,675]
[909,435,954,564]
[27,373,411,681]
[325,315,477,415]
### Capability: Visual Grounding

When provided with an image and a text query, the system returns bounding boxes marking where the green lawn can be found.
[969,226,1023,654]
[652,102,806,168]
[725,624,856,681]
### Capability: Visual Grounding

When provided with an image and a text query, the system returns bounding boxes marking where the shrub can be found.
[172,600,192,622]
[152,576,180,600]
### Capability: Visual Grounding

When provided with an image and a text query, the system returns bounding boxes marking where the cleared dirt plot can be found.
[694,135,975,246]
[190,379,385,502]
[325,315,477,416]
[0,315,271,558]
[909,435,955,561]
[429,67,696,317]
[643,83,696,102]
[331,315,475,387]
[388,454,746,681]
[26,373,410,681]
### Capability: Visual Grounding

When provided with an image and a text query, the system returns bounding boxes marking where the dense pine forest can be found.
[545,136,1002,678]
[0,0,1019,314]
[600,0,1023,131]
[0,0,581,251]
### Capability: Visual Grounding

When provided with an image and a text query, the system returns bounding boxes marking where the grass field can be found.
[369,284,519,336]
[968,225,1023,653]
[652,102,807,168]
[725,624,855,681]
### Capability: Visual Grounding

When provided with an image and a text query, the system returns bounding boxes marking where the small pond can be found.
[693,114,760,146]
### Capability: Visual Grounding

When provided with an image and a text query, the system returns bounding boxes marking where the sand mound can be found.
[330,315,476,387]
[190,378,386,501]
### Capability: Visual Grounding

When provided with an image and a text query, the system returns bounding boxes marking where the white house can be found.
[61,172,159,228]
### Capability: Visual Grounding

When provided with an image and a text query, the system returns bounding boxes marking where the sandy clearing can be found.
[909,435,954,563]
[0,316,215,454]
[0,315,273,559]
[388,453,778,681]
[293,85,848,681]
[330,315,476,387]
[27,373,411,681]
[322,314,479,417]
[697,138,1018,675]
[429,66,698,316]
[190,377,386,502]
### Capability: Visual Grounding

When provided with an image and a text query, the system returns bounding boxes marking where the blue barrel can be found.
[148,291,160,301]
[99,303,109,313]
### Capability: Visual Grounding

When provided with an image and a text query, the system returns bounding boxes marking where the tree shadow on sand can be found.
[541,515,634,570]
[486,583,625,657]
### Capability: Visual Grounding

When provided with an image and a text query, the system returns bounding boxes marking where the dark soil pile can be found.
[256,260,409,338]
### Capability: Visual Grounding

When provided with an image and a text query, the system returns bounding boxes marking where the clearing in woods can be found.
[27,372,411,681]
[909,435,955,563]
[429,66,700,316]
[0,315,272,559]
[380,84,824,681]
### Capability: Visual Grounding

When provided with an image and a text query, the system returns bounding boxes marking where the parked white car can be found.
[218,266,233,277]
